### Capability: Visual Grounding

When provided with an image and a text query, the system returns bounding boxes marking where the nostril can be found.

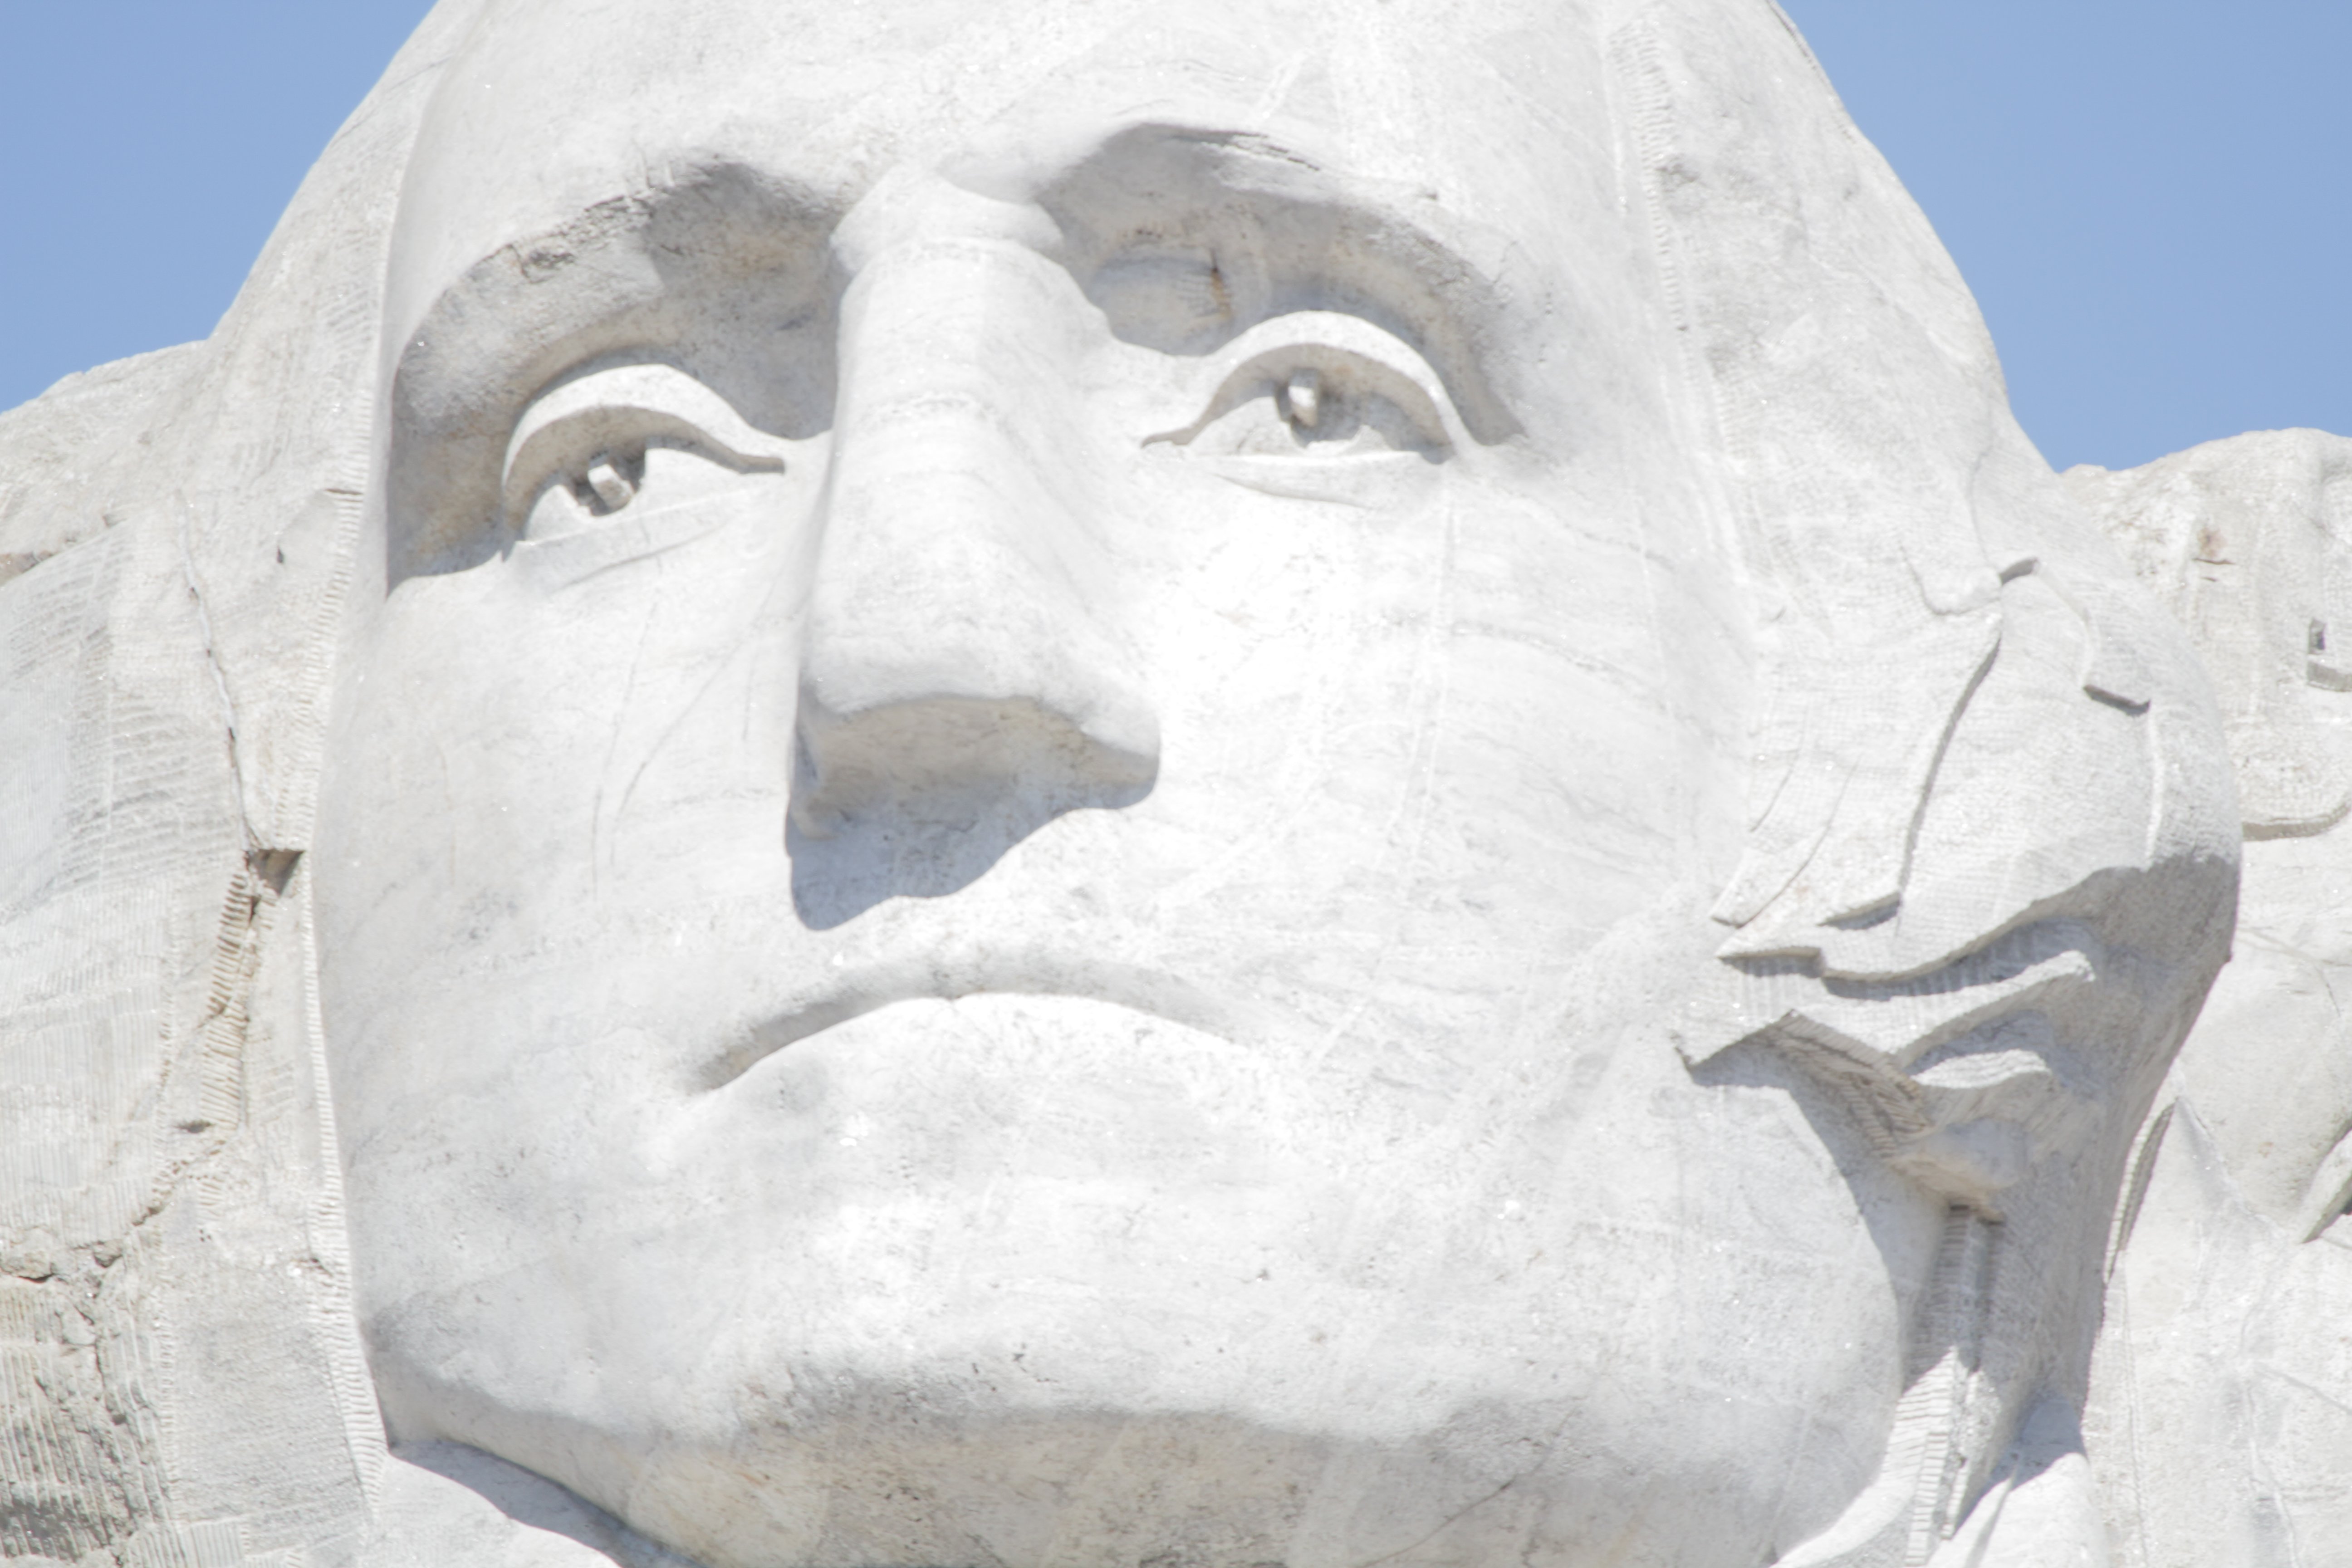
[791,692,1157,838]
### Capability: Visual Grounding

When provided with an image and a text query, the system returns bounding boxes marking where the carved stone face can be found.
[315,1,1940,1563]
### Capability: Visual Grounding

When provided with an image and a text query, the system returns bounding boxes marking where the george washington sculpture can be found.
[0,2,2239,1565]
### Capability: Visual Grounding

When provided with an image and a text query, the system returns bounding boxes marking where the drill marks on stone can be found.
[1774,1209,1999,1568]
[0,1281,138,1561]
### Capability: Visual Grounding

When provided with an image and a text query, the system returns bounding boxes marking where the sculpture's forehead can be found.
[391,0,1619,333]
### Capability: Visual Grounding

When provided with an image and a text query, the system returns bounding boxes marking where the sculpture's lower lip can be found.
[697,954,1245,1090]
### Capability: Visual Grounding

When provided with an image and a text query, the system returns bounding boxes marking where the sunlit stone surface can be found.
[2074,431,2352,1567]
[0,2,2283,1564]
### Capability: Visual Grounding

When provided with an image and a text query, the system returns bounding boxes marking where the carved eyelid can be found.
[501,364,791,525]
[1150,312,1467,451]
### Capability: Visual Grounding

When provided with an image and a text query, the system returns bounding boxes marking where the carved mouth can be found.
[698,953,1247,1090]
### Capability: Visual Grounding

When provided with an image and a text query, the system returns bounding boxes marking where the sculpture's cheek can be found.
[346,992,1914,1568]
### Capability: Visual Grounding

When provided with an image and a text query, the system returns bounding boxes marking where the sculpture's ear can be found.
[1608,0,2234,985]
[2069,428,2352,841]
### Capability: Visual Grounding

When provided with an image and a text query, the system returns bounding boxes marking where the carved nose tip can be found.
[787,462,1163,837]
[790,689,1158,837]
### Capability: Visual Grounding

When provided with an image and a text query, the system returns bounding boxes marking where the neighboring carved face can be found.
[315,2,1940,1563]
[2081,440,2352,837]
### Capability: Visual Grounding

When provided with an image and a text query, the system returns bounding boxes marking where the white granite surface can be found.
[0,3,2283,1564]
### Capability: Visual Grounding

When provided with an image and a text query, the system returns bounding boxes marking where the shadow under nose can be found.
[787,694,1156,928]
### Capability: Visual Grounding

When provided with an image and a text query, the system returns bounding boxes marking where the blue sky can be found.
[2,2,2344,472]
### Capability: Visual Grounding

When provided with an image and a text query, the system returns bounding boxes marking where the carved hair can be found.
[1608,5,2234,1555]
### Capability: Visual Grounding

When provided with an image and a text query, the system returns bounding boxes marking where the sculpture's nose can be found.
[791,233,1157,840]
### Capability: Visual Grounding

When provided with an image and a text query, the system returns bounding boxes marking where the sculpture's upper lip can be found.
[697,952,1250,1090]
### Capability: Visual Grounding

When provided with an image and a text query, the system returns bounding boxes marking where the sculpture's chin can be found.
[609,1405,1572,1568]
[406,1375,1862,1568]
[393,1403,1649,1568]
[353,990,1907,1568]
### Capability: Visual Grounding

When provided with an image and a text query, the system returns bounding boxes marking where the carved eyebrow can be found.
[387,167,840,581]
[1034,123,1521,443]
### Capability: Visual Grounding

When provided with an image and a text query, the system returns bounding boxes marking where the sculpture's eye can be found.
[1186,359,1445,460]
[502,363,790,542]
[520,447,647,540]
[1152,312,1462,464]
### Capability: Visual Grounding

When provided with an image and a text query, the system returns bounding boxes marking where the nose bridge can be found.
[794,232,1157,831]
[839,236,1078,474]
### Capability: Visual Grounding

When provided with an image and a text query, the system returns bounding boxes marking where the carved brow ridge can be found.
[1035,121,1519,441]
